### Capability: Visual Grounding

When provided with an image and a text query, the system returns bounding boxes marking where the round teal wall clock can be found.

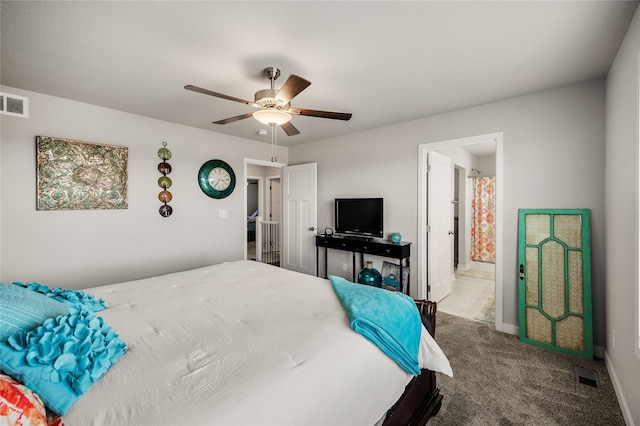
[198,159,236,199]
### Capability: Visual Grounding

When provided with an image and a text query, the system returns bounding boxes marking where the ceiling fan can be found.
[185,67,352,136]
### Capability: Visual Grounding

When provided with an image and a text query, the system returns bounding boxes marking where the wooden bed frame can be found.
[383,300,443,426]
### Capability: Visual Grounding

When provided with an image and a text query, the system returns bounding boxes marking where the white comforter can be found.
[64,261,450,426]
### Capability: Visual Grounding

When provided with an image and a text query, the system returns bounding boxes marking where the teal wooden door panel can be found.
[518,209,593,359]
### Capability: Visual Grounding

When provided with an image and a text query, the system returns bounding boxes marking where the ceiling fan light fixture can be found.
[186,67,351,135]
[253,109,292,126]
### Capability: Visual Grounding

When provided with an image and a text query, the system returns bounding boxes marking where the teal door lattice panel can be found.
[518,209,593,360]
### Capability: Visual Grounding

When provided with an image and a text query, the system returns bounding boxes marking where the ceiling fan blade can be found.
[289,108,352,121]
[213,112,255,125]
[276,75,311,103]
[281,121,300,136]
[185,85,258,107]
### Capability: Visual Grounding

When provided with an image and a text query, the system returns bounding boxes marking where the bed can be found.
[1,261,450,425]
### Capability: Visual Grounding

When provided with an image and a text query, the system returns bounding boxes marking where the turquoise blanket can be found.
[329,275,421,376]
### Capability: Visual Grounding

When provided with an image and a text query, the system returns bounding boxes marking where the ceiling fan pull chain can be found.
[270,124,278,162]
[273,124,278,161]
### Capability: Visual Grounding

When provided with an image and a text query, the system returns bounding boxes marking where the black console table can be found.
[316,235,411,294]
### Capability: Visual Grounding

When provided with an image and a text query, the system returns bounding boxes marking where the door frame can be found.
[417,132,504,332]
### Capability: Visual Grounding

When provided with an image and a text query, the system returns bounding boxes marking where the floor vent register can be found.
[573,366,600,389]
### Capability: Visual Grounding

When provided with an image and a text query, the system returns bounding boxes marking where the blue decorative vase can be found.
[358,261,382,287]
[391,232,402,244]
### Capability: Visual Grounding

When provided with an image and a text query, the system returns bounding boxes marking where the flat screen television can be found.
[335,198,383,238]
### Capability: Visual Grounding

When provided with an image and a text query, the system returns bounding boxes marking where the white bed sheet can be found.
[64,261,448,426]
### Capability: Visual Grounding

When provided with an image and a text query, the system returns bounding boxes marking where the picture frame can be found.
[381,261,409,288]
[36,136,128,210]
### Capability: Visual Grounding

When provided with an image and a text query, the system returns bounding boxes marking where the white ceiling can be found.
[1,1,637,150]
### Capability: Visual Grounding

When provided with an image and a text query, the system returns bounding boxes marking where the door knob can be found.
[448,231,455,235]
[309,226,315,231]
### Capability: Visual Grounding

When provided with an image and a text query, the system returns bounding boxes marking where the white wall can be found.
[246,181,259,215]
[475,155,496,177]
[290,80,607,345]
[0,87,287,288]
[605,5,640,425]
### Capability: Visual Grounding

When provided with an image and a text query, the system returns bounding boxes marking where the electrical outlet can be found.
[612,329,616,348]
[342,263,348,272]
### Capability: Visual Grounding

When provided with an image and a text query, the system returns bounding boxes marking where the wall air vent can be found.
[0,92,29,118]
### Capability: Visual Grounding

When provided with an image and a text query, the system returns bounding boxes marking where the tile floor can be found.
[437,271,495,323]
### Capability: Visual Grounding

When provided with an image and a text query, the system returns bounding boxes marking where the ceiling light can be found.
[253,109,292,126]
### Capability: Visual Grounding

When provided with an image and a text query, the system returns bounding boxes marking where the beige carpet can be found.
[458,269,495,280]
[429,313,624,425]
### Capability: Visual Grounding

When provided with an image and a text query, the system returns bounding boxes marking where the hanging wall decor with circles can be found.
[157,142,173,217]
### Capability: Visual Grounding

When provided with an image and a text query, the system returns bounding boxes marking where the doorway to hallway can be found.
[244,161,282,264]
[417,132,503,331]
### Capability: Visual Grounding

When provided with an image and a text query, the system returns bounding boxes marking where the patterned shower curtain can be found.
[471,176,496,263]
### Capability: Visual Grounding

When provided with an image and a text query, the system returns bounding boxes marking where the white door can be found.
[427,151,454,302]
[282,163,317,275]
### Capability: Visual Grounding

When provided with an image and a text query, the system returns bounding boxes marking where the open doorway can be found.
[445,160,496,324]
[418,132,504,332]
[244,159,318,275]
[244,159,285,264]
[246,178,260,260]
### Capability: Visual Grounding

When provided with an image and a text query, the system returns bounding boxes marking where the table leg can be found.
[325,247,329,278]
[407,257,411,295]
[352,252,356,281]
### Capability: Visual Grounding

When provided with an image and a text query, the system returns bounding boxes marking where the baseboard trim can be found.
[593,345,604,359]
[604,350,635,426]
[502,323,518,336]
